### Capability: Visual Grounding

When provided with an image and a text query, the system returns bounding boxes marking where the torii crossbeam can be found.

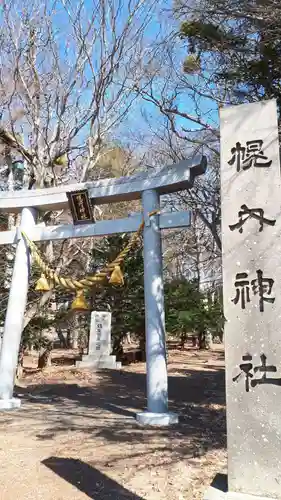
[0,155,206,426]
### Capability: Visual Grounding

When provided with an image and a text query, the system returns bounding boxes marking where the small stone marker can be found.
[76,311,121,370]
[205,99,281,499]
[88,311,111,356]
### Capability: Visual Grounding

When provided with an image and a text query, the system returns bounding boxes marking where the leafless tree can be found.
[164,210,221,289]
[129,108,221,292]
[0,0,157,188]
[130,23,223,259]
[0,0,158,344]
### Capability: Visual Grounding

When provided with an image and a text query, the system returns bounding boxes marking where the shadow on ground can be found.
[42,456,145,499]
[12,365,226,463]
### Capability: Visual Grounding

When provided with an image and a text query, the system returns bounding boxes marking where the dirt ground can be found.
[0,346,226,500]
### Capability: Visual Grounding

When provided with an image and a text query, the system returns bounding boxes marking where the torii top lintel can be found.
[0,155,207,213]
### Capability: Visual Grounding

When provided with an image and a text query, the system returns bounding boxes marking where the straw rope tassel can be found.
[21,209,159,292]
[71,290,89,311]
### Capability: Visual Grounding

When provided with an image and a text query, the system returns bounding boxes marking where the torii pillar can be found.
[0,207,36,408]
[136,189,177,425]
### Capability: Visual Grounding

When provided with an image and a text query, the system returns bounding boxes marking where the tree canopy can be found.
[178,0,281,114]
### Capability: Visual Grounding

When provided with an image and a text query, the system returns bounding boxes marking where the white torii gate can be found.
[0,155,206,425]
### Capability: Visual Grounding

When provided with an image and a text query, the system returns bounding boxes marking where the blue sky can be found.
[0,0,219,159]
[51,0,219,139]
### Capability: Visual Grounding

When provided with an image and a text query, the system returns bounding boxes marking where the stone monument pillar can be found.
[205,99,281,499]
[76,311,121,369]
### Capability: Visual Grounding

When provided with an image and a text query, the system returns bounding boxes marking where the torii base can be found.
[136,411,178,426]
[0,397,21,410]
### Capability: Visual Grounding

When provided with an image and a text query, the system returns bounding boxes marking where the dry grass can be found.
[0,346,226,500]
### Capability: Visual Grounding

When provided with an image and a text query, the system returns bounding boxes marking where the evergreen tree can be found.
[91,234,145,356]
[165,278,224,349]
[178,1,281,114]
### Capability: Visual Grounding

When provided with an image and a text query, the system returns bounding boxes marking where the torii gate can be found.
[0,155,206,425]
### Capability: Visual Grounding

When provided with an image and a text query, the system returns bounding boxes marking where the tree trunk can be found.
[16,346,25,379]
[205,331,213,350]
[67,316,79,348]
[112,336,124,361]
[66,329,71,348]
[78,329,88,356]
[124,332,131,344]
[71,329,79,349]
[38,343,52,369]
[191,335,198,348]
[218,328,224,343]
[198,331,206,350]
[139,336,146,361]
[198,331,213,350]
[57,328,67,348]
[180,332,187,350]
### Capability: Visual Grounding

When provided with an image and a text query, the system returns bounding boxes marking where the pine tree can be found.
[178,1,281,113]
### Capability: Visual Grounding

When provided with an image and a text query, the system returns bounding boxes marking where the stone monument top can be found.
[76,310,120,370]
